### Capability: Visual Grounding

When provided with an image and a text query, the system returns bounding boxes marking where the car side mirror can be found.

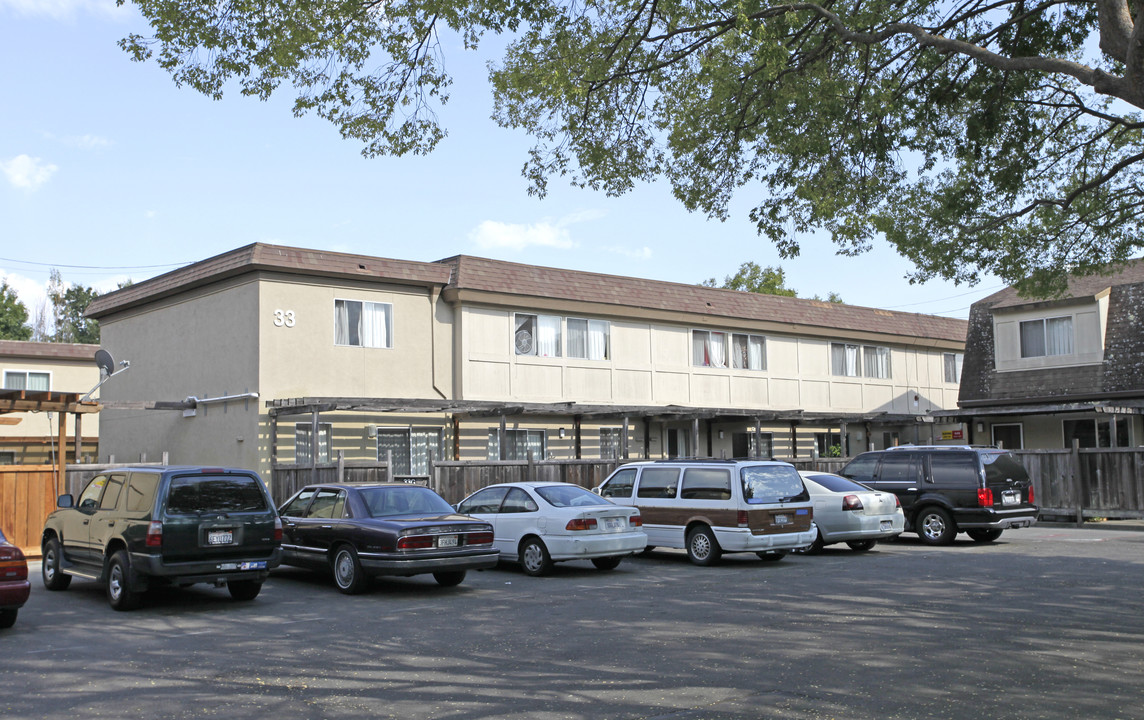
[592,486,601,495]
[57,494,74,509]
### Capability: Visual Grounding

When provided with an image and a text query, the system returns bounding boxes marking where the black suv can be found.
[41,466,283,610]
[839,446,1037,545]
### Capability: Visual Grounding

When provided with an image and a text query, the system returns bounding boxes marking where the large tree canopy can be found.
[120,0,1144,296]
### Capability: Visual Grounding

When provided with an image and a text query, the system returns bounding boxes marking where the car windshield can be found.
[741,466,806,503]
[166,475,269,514]
[535,485,612,508]
[804,473,871,494]
[360,486,456,517]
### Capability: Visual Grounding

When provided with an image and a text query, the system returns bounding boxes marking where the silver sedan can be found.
[797,471,905,553]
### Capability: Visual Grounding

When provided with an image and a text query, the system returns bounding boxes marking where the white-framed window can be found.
[1063,417,1131,448]
[991,423,1024,450]
[376,428,442,476]
[514,313,561,357]
[692,330,728,368]
[295,423,332,464]
[487,429,547,460]
[600,427,623,459]
[731,333,766,370]
[831,343,861,377]
[863,345,891,379]
[567,318,610,360]
[1020,316,1073,358]
[943,353,964,384]
[334,299,393,348]
[4,370,50,391]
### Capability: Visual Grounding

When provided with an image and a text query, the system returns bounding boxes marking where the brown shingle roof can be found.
[441,255,967,342]
[981,257,1144,310]
[0,340,100,361]
[87,243,454,318]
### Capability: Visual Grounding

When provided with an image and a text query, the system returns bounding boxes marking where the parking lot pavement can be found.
[4,527,1144,720]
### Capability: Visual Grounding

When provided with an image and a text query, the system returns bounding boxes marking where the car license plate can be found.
[880,520,892,531]
[604,518,624,530]
[1002,491,1020,506]
[774,514,790,525]
[437,535,458,548]
[207,530,233,545]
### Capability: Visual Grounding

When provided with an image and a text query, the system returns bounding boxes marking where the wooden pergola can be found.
[0,389,102,491]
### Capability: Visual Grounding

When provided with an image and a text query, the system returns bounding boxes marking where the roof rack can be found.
[885,444,999,451]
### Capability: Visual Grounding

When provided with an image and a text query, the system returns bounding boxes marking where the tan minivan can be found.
[595,459,815,565]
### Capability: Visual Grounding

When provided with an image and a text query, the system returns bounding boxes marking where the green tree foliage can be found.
[121,0,1144,296]
[46,269,101,344]
[0,281,33,341]
[702,261,842,301]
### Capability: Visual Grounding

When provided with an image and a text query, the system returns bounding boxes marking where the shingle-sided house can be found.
[0,340,101,464]
[948,259,1144,449]
[85,243,968,477]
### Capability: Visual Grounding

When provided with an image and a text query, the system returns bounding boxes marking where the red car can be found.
[0,527,30,629]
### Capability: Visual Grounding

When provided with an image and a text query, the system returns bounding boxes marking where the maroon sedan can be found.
[0,527,30,629]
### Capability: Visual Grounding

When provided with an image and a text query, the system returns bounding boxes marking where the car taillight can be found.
[397,534,435,550]
[0,547,27,581]
[978,488,994,507]
[145,521,163,547]
[468,531,494,545]
[273,517,283,542]
[737,510,749,528]
[842,495,863,511]
[894,495,901,507]
[565,517,598,531]
[629,514,642,527]
[1027,484,1034,504]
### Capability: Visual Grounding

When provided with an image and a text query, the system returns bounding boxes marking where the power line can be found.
[0,256,192,271]
[879,283,1006,310]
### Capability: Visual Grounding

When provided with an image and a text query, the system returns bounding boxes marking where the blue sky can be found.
[0,0,1007,325]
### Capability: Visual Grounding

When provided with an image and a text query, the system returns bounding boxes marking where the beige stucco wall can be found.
[97,278,263,471]
[0,355,101,441]
[458,306,962,414]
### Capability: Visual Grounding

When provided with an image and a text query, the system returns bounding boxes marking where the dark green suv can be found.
[41,466,283,610]
[839,446,1038,546]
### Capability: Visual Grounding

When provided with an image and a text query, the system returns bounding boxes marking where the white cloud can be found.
[0,155,58,189]
[469,219,577,251]
[606,245,654,260]
[0,0,129,20]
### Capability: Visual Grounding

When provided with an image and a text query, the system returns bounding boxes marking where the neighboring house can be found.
[0,340,101,464]
[942,260,1144,449]
[85,243,968,478]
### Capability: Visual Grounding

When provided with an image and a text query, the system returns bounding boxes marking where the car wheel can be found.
[967,529,1004,543]
[227,579,262,601]
[42,537,71,591]
[640,546,656,554]
[756,550,788,562]
[332,546,367,595]
[916,507,956,546]
[433,571,466,587]
[520,538,553,577]
[846,540,877,552]
[106,550,141,611]
[591,556,623,571]
[686,526,721,566]
[797,528,826,555]
[0,609,16,629]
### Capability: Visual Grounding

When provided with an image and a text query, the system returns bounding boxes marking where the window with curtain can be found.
[487,429,546,460]
[1020,316,1073,358]
[831,343,860,376]
[567,318,610,360]
[377,428,442,475]
[944,353,964,383]
[334,299,392,348]
[731,334,766,371]
[514,313,561,357]
[4,371,50,391]
[295,423,332,464]
[863,345,891,378]
[600,428,622,459]
[692,330,727,368]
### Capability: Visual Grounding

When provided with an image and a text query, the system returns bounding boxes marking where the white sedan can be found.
[456,482,647,576]
[797,471,905,553]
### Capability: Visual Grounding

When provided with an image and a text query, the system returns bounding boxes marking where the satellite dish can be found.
[94,349,115,378]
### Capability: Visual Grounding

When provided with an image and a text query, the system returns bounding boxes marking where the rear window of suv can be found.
[166,475,270,515]
[929,452,980,487]
[981,452,1031,483]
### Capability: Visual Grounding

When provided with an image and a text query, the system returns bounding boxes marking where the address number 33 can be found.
[273,309,296,328]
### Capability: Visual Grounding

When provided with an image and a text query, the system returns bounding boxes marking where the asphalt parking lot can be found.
[3,526,1143,720]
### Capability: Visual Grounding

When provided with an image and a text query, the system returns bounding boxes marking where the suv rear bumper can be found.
[130,547,283,585]
[952,508,1039,530]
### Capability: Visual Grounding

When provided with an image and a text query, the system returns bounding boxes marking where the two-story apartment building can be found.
[943,259,1144,449]
[0,340,101,464]
[86,244,968,478]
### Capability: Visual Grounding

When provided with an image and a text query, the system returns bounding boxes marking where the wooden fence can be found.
[0,465,57,556]
[1014,448,1144,521]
